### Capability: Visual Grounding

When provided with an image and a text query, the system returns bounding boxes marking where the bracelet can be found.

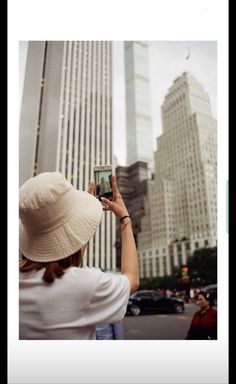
[119,215,130,223]
[121,221,131,232]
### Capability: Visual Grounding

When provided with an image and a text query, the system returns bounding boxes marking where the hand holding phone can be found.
[100,175,129,220]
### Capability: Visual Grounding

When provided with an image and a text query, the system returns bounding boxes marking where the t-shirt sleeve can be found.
[84,269,131,325]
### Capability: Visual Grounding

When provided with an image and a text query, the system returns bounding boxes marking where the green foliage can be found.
[139,247,217,290]
[139,275,181,290]
[187,246,217,286]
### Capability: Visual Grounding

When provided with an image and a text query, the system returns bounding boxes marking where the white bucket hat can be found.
[19,172,103,262]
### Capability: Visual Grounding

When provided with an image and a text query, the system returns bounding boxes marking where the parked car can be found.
[126,290,185,316]
[202,284,217,307]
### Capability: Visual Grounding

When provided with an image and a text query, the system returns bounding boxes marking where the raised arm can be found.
[100,175,139,293]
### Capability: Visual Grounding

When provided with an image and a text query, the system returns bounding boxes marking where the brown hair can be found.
[197,290,213,306]
[19,250,82,283]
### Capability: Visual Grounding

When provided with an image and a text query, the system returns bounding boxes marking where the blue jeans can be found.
[96,322,124,340]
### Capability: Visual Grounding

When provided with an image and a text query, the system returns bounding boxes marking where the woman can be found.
[19,172,139,339]
[185,291,217,340]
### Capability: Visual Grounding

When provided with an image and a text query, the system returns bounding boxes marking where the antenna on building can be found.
[184,46,193,75]
[185,47,191,60]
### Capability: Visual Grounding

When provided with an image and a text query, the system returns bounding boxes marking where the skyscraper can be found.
[19,41,116,270]
[138,72,217,278]
[124,41,153,169]
[115,161,150,270]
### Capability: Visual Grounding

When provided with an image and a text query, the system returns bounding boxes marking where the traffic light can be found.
[181,266,189,277]
[181,266,189,283]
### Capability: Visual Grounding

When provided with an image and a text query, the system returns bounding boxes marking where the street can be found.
[123,303,197,340]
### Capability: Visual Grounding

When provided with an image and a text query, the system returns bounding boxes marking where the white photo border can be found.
[8,1,228,383]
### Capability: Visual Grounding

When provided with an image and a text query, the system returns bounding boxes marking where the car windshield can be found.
[131,291,162,299]
[203,284,217,291]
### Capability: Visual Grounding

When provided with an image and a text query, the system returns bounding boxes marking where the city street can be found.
[123,303,197,340]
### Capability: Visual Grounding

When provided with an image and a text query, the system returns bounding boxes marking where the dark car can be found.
[126,290,185,316]
[202,284,217,307]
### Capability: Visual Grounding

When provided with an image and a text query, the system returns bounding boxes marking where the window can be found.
[195,242,199,249]
[185,242,190,250]
[204,239,209,247]
[135,292,152,299]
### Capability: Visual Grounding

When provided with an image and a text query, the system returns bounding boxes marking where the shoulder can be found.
[64,267,104,285]
[56,267,104,292]
[67,267,129,288]
[66,266,102,278]
[209,307,217,316]
[89,269,130,301]
[192,310,201,320]
[19,269,45,282]
[92,268,130,289]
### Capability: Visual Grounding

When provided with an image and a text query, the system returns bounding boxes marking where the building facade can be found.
[138,72,217,278]
[115,161,150,270]
[124,41,154,169]
[19,41,116,270]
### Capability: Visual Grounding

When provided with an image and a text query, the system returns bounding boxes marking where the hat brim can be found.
[19,190,103,262]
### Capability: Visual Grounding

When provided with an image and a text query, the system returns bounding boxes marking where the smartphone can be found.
[93,165,113,201]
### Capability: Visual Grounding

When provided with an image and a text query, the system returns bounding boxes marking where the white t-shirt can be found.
[19,267,131,340]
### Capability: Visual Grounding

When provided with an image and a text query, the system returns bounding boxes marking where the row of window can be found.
[141,238,211,258]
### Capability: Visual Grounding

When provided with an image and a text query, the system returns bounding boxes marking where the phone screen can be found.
[94,168,113,201]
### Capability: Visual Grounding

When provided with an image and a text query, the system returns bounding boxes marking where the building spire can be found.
[185,47,191,60]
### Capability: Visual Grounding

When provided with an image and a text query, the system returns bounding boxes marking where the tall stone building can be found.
[115,162,151,270]
[138,72,217,278]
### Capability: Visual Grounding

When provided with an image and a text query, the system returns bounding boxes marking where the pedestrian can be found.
[96,321,124,340]
[190,287,195,303]
[19,172,139,339]
[165,288,172,297]
[185,291,217,340]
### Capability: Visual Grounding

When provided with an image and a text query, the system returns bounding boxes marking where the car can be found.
[126,290,185,316]
[202,284,217,307]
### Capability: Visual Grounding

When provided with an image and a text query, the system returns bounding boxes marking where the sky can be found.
[19,41,217,166]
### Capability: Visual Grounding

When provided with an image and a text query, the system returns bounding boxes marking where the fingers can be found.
[112,175,121,198]
[87,182,95,195]
[101,197,112,211]
[103,206,110,211]
[101,196,118,211]
[101,197,113,206]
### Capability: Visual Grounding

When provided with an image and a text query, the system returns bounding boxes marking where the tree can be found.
[138,247,217,291]
[187,246,217,286]
[139,275,181,290]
